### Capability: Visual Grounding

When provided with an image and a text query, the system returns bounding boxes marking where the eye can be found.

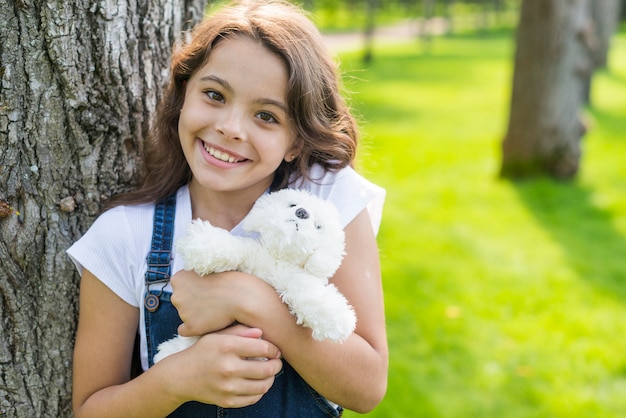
[315,223,322,230]
[256,111,278,124]
[205,90,224,102]
[289,203,297,208]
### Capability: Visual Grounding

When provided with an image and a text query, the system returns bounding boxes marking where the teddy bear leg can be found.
[153,335,199,363]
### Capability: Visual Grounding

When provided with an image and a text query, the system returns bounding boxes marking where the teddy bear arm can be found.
[224,242,272,279]
[279,274,356,343]
[176,225,251,275]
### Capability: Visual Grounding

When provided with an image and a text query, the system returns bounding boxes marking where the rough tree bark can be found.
[500,0,595,179]
[0,1,206,416]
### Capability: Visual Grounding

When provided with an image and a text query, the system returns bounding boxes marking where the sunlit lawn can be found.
[339,30,626,417]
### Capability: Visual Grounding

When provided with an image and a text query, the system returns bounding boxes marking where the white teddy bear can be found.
[153,188,356,363]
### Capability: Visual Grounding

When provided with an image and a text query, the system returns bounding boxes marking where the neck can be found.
[188,181,267,230]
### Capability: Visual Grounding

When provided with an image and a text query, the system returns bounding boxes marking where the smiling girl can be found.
[68,1,387,417]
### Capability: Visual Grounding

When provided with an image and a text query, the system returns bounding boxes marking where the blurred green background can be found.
[302,1,626,417]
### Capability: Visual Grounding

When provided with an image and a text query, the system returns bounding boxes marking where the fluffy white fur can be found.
[153,189,355,364]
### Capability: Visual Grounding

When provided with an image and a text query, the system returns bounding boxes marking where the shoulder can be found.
[66,203,155,307]
[291,165,386,234]
[96,203,155,231]
[71,201,155,254]
[67,187,192,304]
[89,186,190,243]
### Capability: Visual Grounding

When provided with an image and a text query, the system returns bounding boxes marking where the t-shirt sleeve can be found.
[66,207,147,307]
[294,165,386,235]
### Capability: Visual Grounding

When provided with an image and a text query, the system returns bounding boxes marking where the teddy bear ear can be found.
[242,193,275,232]
[242,189,306,233]
[241,207,263,232]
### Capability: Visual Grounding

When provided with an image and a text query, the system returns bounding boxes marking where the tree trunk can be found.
[442,0,455,34]
[500,0,594,179]
[582,0,622,103]
[363,0,377,63]
[588,0,621,68]
[419,0,436,50]
[0,1,206,416]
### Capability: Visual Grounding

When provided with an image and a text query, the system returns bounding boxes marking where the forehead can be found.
[195,36,288,97]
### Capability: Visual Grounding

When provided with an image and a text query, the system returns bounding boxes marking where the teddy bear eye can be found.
[289,203,297,208]
[315,223,322,229]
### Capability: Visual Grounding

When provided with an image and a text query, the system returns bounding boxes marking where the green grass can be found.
[309,1,519,34]
[310,2,412,32]
[339,31,626,417]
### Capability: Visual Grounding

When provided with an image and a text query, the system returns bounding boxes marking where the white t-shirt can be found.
[67,165,385,370]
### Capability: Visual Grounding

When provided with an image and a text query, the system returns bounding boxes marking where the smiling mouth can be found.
[202,142,247,163]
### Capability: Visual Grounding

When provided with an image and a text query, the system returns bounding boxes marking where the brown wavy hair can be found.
[107,0,358,209]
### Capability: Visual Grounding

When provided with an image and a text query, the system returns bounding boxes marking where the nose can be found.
[295,208,309,219]
[216,109,245,141]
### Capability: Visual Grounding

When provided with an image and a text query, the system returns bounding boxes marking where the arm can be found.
[72,269,282,418]
[173,208,388,413]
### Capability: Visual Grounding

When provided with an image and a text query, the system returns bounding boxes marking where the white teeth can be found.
[204,143,241,163]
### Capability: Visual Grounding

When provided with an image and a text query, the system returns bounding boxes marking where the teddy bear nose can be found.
[295,208,309,219]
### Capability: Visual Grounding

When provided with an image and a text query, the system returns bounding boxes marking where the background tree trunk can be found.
[581,0,623,103]
[419,0,436,49]
[588,0,622,68]
[363,0,378,63]
[0,1,206,416]
[500,0,594,179]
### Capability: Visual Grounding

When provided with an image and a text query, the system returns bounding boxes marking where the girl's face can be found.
[179,36,298,200]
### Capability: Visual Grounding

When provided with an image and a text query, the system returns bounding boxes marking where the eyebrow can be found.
[199,75,287,112]
[200,75,232,92]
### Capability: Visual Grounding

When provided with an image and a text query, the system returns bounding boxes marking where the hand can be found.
[170,269,240,336]
[163,323,282,408]
[170,269,278,337]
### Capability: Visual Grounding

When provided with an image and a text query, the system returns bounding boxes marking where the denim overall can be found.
[143,194,343,417]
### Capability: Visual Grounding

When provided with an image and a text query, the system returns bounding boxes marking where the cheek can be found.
[179,95,213,135]
[178,106,192,139]
[178,107,199,135]
[255,133,292,161]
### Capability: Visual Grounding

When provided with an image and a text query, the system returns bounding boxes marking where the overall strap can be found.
[144,193,177,312]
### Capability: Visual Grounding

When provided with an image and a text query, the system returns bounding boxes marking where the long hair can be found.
[106,0,358,209]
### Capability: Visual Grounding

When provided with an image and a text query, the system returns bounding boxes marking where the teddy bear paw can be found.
[309,307,356,342]
[153,335,200,363]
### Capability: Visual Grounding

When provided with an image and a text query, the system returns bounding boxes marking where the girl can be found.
[68,1,387,416]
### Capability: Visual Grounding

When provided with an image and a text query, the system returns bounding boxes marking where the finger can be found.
[177,322,192,337]
[234,337,282,361]
[226,358,283,383]
[217,380,276,409]
[197,332,282,362]
[180,323,263,338]
[218,324,263,339]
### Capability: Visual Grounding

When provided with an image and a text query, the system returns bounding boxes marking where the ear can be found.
[283,141,301,163]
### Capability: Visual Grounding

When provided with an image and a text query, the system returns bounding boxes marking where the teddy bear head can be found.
[242,189,346,280]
